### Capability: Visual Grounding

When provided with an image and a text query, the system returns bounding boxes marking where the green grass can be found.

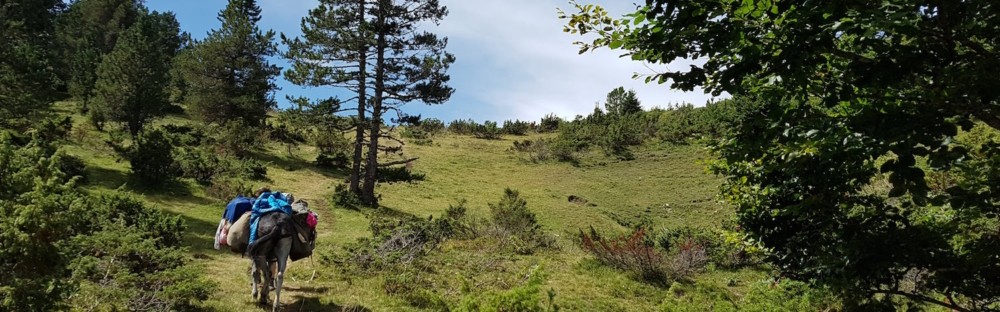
[60,104,766,311]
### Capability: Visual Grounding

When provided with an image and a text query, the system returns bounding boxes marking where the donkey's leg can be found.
[255,255,272,305]
[250,260,260,300]
[272,237,293,312]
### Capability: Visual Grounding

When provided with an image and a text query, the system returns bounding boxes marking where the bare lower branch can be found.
[378,157,419,167]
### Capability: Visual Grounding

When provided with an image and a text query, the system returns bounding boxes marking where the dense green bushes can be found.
[0,132,213,311]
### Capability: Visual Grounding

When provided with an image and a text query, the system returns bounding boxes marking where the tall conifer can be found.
[179,0,280,128]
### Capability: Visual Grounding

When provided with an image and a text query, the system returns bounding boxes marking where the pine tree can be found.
[0,0,63,129]
[90,11,180,137]
[604,87,641,116]
[283,0,373,195]
[57,0,143,109]
[285,0,454,205]
[361,0,455,205]
[179,0,280,128]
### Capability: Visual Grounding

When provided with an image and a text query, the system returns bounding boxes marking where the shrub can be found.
[448,119,478,135]
[57,153,88,184]
[420,118,446,134]
[331,183,363,210]
[174,147,220,184]
[474,121,503,140]
[316,151,350,169]
[344,211,448,269]
[502,120,533,135]
[209,120,261,157]
[224,156,268,180]
[511,139,553,163]
[205,176,254,201]
[539,113,562,132]
[454,266,558,312]
[580,227,669,284]
[378,166,426,184]
[126,128,181,185]
[485,188,556,254]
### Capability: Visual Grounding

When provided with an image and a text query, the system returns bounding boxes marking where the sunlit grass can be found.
[62,104,760,310]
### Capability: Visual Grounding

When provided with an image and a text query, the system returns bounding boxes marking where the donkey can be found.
[246,211,294,311]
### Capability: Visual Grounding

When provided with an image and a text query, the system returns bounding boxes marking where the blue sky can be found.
[147,0,721,123]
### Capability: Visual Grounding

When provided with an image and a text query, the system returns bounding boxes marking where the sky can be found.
[146,0,722,123]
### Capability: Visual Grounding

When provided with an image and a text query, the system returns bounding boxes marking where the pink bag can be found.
[306,211,318,229]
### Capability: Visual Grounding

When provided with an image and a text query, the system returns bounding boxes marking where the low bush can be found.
[580,227,669,284]
[316,151,350,169]
[330,183,363,210]
[378,166,426,184]
[502,120,533,135]
[511,139,553,163]
[58,153,88,184]
[484,188,557,254]
[474,121,503,140]
[539,113,562,133]
[205,176,254,201]
[448,119,478,135]
[125,128,182,185]
[175,147,268,184]
[454,266,559,312]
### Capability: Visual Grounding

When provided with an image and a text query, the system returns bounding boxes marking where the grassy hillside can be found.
[59,102,768,311]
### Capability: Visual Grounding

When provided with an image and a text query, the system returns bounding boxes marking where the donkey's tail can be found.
[246,229,277,257]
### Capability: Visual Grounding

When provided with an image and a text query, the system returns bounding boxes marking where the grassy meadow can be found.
[57,102,768,311]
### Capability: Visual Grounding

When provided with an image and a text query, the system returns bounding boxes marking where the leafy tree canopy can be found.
[563,1,1000,310]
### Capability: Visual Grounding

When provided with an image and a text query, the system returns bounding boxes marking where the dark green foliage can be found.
[565,1,1000,308]
[0,133,212,311]
[331,183,363,210]
[66,192,212,310]
[604,87,641,116]
[0,0,62,129]
[57,0,142,105]
[205,176,253,201]
[89,11,180,137]
[341,209,460,270]
[502,120,533,135]
[123,128,181,185]
[378,166,426,184]
[178,0,280,128]
[0,132,83,311]
[538,113,562,133]
[316,151,350,169]
[448,119,478,135]
[58,153,89,184]
[208,120,262,157]
[474,121,503,140]
[486,189,556,254]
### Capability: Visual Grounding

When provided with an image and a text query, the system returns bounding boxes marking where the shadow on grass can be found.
[252,151,349,181]
[85,165,129,190]
[269,296,370,312]
[158,206,224,255]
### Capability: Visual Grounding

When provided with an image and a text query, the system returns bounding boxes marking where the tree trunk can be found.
[362,0,386,206]
[349,0,367,196]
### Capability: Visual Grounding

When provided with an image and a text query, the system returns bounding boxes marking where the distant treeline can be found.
[406,87,749,161]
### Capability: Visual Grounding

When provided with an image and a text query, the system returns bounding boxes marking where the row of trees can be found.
[3,0,456,206]
[564,0,1000,310]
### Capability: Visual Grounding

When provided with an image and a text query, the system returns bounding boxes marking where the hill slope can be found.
[62,104,763,311]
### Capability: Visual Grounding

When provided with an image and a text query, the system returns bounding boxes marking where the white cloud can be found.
[239,0,725,122]
[434,0,724,121]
